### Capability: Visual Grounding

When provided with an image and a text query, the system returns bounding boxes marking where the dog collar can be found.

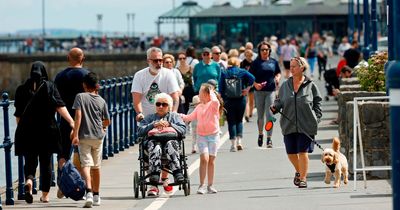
[327,163,336,173]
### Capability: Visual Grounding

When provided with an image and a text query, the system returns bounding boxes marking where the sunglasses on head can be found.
[150,59,163,63]
[155,102,169,107]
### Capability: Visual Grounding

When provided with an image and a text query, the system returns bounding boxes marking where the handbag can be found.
[147,113,178,141]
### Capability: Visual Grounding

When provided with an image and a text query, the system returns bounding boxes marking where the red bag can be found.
[148,126,178,141]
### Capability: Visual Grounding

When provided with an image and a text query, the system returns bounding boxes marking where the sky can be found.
[0,0,244,36]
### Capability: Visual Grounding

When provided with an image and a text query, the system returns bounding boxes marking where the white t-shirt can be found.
[131,67,180,116]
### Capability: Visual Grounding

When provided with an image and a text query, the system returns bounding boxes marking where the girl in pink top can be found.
[180,83,223,194]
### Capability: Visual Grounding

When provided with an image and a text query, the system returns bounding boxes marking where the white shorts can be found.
[78,139,103,169]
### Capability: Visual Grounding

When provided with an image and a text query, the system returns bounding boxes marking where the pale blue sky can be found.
[0,0,244,35]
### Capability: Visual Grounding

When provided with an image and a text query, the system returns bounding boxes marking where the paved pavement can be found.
[2,76,393,210]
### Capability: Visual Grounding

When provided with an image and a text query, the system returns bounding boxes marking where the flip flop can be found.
[24,184,33,204]
[40,197,49,203]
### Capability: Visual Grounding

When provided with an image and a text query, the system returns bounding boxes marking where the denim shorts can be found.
[197,134,219,156]
[283,133,314,154]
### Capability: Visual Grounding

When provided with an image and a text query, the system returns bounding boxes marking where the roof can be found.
[159,1,204,20]
[192,0,350,18]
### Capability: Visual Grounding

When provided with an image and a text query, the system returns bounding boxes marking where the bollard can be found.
[2,93,14,205]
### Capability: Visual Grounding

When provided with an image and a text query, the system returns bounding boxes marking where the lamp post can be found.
[131,13,135,37]
[97,14,103,36]
[371,0,378,52]
[127,13,130,37]
[363,0,370,59]
[42,0,45,37]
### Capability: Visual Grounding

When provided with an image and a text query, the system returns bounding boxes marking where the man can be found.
[193,47,221,94]
[337,37,351,57]
[131,47,180,196]
[211,46,227,71]
[343,40,361,68]
[54,47,89,198]
[239,42,258,61]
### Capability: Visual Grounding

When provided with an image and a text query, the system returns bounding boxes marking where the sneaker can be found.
[293,172,301,186]
[57,188,64,199]
[257,135,263,147]
[173,171,185,184]
[266,137,273,148]
[298,180,307,188]
[197,185,207,194]
[93,195,101,206]
[230,145,237,152]
[83,192,93,208]
[147,186,159,196]
[207,185,218,194]
[163,185,173,193]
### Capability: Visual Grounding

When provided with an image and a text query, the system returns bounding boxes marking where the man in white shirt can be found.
[211,46,228,70]
[131,47,180,121]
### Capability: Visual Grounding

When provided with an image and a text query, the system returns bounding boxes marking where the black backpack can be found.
[224,73,242,99]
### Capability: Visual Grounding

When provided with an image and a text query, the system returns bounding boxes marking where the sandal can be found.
[293,172,301,186]
[24,184,33,204]
[298,180,307,188]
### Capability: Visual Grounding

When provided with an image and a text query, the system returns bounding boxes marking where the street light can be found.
[42,0,45,37]
[127,13,130,37]
[131,13,135,37]
[97,14,103,36]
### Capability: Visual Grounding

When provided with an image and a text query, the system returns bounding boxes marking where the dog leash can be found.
[277,110,325,151]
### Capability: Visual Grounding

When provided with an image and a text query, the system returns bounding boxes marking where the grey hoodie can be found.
[273,76,322,136]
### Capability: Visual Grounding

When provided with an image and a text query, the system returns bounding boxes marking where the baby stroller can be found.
[133,134,190,198]
[323,68,340,101]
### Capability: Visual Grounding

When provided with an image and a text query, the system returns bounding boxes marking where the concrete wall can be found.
[0,53,149,99]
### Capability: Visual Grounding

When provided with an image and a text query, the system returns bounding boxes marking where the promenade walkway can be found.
[3,78,392,210]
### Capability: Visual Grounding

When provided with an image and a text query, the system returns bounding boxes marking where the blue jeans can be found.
[224,97,246,139]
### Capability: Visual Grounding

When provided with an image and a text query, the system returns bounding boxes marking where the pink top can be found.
[181,92,220,136]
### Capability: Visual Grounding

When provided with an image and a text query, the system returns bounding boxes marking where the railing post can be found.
[100,80,108,159]
[17,156,24,200]
[112,78,119,154]
[106,79,114,157]
[129,76,136,145]
[118,77,125,151]
[2,93,14,205]
[123,76,130,148]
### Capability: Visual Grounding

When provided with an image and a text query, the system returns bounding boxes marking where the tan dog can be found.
[321,137,349,188]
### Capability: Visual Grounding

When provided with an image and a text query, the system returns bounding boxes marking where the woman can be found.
[163,54,185,113]
[240,49,255,122]
[220,57,255,152]
[176,52,195,114]
[14,61,74,203]
[249,41,281,148]
[305,41,317,78]
[137,93,186,196]
[271,57,322,188]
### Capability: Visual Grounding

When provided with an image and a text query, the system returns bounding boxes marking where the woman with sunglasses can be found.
[163,54,185,113]
[271,56,322,188]
[137,93,186,197]
[249,41,281,148]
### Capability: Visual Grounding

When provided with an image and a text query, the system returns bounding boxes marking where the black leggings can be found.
[24,152,52,192]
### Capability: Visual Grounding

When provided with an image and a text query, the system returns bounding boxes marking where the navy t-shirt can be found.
[249,57,281,91]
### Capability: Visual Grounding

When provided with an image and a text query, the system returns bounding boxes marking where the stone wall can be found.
[344,101,390,179]
[0,53,149,99]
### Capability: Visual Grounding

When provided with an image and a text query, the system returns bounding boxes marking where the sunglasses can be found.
[155,102,169,107]
[178,57,186,60]
[164,61,173,64]
[150,59,163,63]
[202,52,210,56]
[213,52,221,55]
[261,48,270,52]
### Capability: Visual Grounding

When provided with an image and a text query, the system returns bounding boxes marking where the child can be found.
[72,72,110,208]
[180,83,224,194]
[188,95,200,153]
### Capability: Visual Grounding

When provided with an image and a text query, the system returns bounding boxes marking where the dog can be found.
[321,137,349,188]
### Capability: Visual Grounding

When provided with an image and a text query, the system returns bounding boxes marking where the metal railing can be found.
[0,76,137,207]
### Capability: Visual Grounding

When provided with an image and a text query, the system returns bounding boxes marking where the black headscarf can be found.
[29,61,48,85]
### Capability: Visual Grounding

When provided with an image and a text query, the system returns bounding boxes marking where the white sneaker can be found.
[207,185,218,194]
[230,145,237,152]
[93,195,101,206]
[84,192,93,208]
[197,185,207,194]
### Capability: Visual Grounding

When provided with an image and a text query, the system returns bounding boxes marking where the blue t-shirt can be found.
[249,57,281,91]
[192,61,221,92]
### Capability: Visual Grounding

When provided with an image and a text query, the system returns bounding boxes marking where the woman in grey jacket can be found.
[271,57,322,188]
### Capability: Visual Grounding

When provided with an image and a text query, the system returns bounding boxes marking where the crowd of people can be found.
[12,30,361,205]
